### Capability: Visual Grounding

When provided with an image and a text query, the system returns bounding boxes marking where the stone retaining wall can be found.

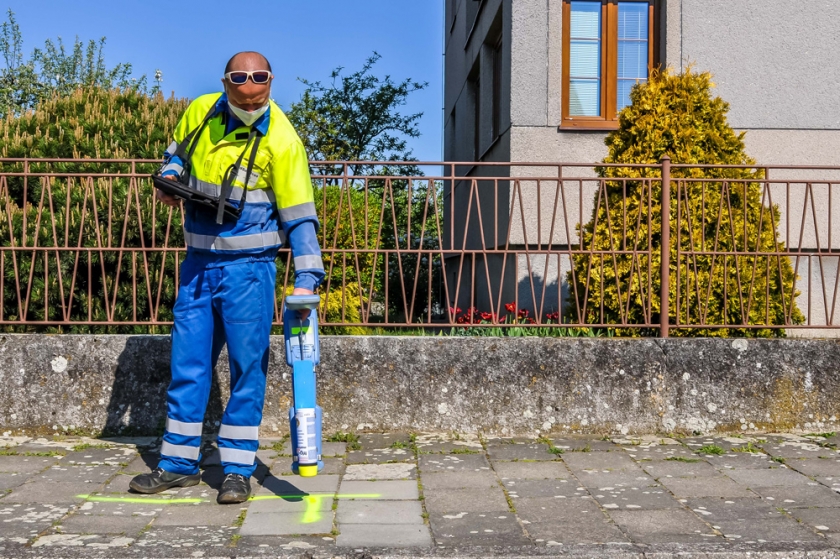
[1,334,838,437]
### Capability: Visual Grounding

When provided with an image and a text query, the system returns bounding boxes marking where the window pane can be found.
[617,2,649,111]
[570,80,601,117]
[569,1,601,116]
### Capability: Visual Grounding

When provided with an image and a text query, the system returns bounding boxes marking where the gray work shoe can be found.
[129,467,201,494]
[217,473,251,504]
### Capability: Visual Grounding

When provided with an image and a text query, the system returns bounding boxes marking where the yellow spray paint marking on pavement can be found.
[75,494,203,504]
[250,494,381,524]
[75,493,381,524]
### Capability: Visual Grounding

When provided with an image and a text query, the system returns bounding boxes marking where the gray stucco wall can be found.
[676,0,840,130]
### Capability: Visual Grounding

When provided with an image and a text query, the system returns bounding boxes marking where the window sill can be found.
[559,120,620,131]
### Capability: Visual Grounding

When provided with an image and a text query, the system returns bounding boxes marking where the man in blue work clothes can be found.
[130,51,324,504]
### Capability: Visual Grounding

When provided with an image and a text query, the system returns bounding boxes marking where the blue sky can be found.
[4,0,444,161]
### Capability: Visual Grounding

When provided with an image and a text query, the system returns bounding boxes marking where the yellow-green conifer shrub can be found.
[0,87,189,332]
[567,68,803,337]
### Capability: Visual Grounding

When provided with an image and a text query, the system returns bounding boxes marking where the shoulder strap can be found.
[170,104,218,181]
[216,129,262,224]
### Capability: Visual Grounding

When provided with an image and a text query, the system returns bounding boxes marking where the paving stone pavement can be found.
[0,432,839,557]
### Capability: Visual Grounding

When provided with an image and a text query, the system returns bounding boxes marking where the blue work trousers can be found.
[159,254,276,477]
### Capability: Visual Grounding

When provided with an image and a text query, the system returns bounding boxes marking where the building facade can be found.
[443,0,840,331]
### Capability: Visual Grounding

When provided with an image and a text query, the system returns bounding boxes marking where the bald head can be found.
[225,51,272,74]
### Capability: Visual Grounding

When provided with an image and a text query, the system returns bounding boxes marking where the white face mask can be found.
[228,101,268,127]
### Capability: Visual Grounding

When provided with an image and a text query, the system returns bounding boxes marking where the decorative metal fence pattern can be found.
[1,158,839,335]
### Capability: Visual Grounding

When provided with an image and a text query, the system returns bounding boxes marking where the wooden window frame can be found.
[561,0,658,130]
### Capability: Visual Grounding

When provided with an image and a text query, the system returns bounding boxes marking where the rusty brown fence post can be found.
[660,155,671,338]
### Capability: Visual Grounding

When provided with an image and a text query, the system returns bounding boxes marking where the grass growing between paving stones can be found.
[773,456,786,464]
[806,432,836,438]
[448,448,479,455]
[328,432,361,450]
[731,442,763,453]
[698,444,725,456]
[0,448,64,457]
[665,456,701,463]
[71,443,111,452]
[233,509,247,527]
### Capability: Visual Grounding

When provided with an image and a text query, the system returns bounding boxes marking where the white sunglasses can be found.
[224,70,273,85]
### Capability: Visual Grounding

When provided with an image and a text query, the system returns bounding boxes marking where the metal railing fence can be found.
[1,158,839,336]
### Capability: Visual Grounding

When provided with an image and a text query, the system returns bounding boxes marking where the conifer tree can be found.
[567,67,803,336]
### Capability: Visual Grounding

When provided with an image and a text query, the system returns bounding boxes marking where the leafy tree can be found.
[287,52,426,177]
[0,87,188,333]
[0,9,156,118]
[567,67,803,337]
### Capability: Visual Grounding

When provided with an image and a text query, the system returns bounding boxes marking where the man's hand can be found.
[292,287,315,320]
[155,175,181,207]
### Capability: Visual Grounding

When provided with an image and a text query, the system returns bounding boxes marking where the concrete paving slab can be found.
[344,462,416,480]
[787,458,840,478]
[56,510,152,535]
[337,500,424,524]
[0,455,60,473]
[625,445,698,460]
[424,488,510,513]
[502,479,588,498]
[550,438,619,452]
[248,492,335,514]
[336,523,432,547]
[686,497,788,521]
[239,510,334,536]
[659,475,758,498]
[712,517,824,542]
[725,466,813,486]
[751,484,840,508]
[818,476,840,492]
[420,471,499,491]
[576,470,660,489]
[418,453,490,473]
[763,441,840,460]
[121,454,157,474]
[493,460,571,480]
[172,483,216,500]
[789,506,840,537]
[641,459,720,478]
[347,447,414,464]
[486,443,556,461]
[0,502,74,539]
[707,453,786,470]
[99,473,134,493]
[29,533,136,549]
[561,451,642,472]
[133,524,236,548]
[257,474,340,497]
[428,512,530,546]
[321,442,346,457]
[526,517,629,544]
[339,480,419,500]
[63,448,134,466]
[592,487,683,510]
[234,534,336,553]
[0,472,29,492]
[154,504,245,526]
[4,481,95,503]
[359,432,412,450]
[609,508,719,544]
[29,464,119,483]
[515,495,602,522]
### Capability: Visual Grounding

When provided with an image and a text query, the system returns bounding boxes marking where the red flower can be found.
[518,309,529,318]
[456,315,467,324]
[480,312,493,321]
[505,302,517,313]
[527,317,536,324]
[449,306,462,315]
[546,312,560,321]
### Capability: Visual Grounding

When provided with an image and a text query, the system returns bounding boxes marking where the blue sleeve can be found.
[160,142,184,178]
[287,218,325,291]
